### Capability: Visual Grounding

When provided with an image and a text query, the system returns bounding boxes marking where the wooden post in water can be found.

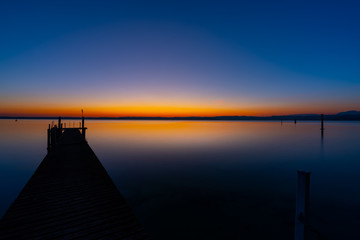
[294,119,297,124]
[320,114,324,131]
[295,170,311,240]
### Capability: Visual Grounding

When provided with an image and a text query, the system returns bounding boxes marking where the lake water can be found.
[0,119,359,239]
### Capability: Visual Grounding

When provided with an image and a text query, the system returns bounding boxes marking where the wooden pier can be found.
[0,118,149,240]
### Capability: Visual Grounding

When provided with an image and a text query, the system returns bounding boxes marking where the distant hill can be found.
[336,110,360,116]
[1,111,360,120]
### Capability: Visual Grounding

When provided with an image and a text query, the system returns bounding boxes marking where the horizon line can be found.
[1,111,359,120]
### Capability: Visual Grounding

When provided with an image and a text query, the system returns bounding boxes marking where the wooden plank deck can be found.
[0,128,149,240]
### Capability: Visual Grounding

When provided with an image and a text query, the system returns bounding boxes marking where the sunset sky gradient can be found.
[1,0,359,117]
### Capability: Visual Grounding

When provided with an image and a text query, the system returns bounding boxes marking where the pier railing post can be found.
[295,170,311,240]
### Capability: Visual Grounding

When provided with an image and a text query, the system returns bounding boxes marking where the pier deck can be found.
[0,128,148,240]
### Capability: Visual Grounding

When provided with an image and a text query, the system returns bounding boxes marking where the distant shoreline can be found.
[1,111,360,121]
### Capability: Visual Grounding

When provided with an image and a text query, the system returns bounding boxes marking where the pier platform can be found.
[0,128,149,240]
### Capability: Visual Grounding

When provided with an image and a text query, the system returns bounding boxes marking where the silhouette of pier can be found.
[0,117,148,240]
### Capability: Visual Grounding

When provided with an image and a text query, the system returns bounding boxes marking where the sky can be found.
[0,0,359,117]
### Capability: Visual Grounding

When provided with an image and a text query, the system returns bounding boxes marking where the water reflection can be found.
[0,120,360,239]
[321,129,324,157]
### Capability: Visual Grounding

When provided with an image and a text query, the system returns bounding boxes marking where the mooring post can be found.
[320,114,324,131]
[295,170,311,240]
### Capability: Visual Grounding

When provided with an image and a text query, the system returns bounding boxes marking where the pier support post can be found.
[295,170,311,240]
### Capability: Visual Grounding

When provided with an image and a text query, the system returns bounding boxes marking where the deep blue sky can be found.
[0,0,359,116]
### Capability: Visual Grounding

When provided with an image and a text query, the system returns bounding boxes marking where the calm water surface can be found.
[0,120,359,239]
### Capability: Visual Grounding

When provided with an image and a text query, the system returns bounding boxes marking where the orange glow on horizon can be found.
[0,103,343,117]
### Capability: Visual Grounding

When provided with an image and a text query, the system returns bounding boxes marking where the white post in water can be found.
[295,170,311,240]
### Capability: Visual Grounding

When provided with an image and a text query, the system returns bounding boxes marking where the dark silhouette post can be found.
[51,126,57,149]
[58,116,62,138]
[58,117,61,130]
[295,170,311,240]
[47,124,51,151]
[294,119,297,124]
[320,114,324,131]
[82,109,86,139]
[320,114,325,154]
